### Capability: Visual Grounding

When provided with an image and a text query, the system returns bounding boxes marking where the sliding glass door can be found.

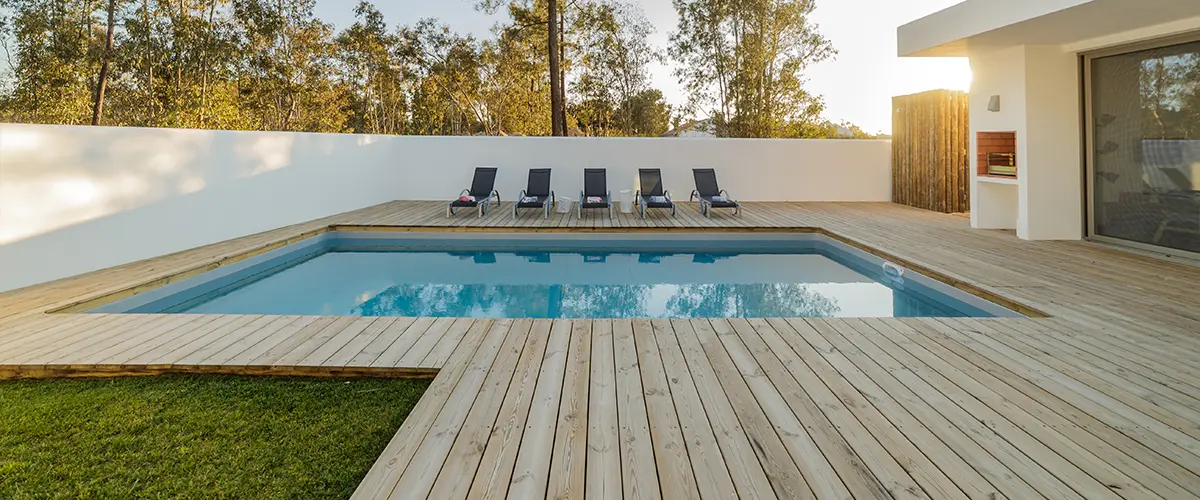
[1088,37,1200,255]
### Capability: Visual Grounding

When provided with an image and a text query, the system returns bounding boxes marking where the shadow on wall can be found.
[0,125,398,292]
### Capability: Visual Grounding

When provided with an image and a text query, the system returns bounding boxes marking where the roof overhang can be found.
[898,0,1200,57]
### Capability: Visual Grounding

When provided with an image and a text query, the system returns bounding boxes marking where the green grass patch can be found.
[0,375,429,499]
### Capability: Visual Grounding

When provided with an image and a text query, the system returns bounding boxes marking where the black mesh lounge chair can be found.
[578,168,612,218]
[513,168,555,218]
[690,168,741,217]
[636,168,676,218]
[448,167,500,217]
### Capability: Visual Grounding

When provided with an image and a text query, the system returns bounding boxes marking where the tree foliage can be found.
[0,0,853,138]
[670,0,835,137]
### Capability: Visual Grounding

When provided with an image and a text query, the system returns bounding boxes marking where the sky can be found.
[312,0,971,135]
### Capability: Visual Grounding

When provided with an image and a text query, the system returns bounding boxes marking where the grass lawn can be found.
[0,375,429,499]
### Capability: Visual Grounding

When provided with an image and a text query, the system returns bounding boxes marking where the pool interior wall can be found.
[88,231,1024,318]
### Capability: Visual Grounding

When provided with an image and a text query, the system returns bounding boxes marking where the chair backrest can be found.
[639,169,664,197]
[693,168,721,197]
[526,168,552,197]
[469,167,498,197]
[584,169,607,197]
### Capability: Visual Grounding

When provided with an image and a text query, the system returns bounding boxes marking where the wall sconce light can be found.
[987,95,1000,112]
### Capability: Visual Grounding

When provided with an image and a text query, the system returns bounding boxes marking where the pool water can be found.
[91,233,1020,318]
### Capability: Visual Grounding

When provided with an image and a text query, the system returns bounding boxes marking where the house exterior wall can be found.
[1021,45,1083,240]
[964,21,1197,241]
[0,124,891,292]
[969,46,1025,230]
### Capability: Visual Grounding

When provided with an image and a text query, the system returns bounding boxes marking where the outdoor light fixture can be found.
[987,95,1001,112]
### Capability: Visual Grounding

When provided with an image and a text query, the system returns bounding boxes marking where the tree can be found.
[336,1,409,135]
[477,0,567,136]
[572,1,660,136]
[617,88,671,136]
[233,0,346,132]
[90,0,120,125]
[0,0,97,124]
[0,0,680,139]
[670,0,835,138]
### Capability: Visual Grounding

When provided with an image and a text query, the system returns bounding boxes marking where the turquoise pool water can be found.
[91,233,1020,318]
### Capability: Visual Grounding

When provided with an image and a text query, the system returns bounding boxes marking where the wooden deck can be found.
[1,201,1198,499]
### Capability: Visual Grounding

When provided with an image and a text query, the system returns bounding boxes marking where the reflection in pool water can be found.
[351,283,848,318]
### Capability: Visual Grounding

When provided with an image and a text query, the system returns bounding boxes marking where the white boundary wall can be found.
[0,123,890,292]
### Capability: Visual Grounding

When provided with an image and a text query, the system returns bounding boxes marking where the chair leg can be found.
[447,204,453,218]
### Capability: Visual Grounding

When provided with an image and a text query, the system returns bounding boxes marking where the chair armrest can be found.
[550,191,555,203]
[689,190,698,201]
[664,190,673,202]
[518,190,527,201]
[491,190,500,203]
[459,188,470,197]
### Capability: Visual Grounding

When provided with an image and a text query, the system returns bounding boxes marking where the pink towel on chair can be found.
[586,196,603,204]
[459,195,475,202]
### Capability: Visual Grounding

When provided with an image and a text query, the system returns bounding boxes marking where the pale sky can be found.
[313,0,971,135]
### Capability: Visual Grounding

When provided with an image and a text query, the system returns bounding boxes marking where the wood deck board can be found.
[0,201,1197,499]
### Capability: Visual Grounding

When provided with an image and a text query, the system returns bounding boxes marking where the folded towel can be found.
[711,195,726,202]
[522,196,538,203]
[586,196,603,204]
[459,195,476,202]
[649,195,668,203]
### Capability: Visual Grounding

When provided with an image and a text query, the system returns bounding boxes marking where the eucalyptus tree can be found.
[572,1,661,136]
[232,0,346,132]
[670,0,835,137]
[0,0,99,123]
[336,1,410,135]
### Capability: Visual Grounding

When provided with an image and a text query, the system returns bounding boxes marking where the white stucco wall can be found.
[969,46,1026,231]
[1021,45,1083,240]
[968,44,1084,240]
[0,124,891,292]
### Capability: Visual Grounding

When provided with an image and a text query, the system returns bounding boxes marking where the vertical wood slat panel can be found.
[890,89,969,213]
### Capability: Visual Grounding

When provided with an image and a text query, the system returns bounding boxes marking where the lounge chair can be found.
[690,168,741,217]
[447,167,500,217]
[513,168,555,218]
[578,168,612,218]
[636,168,676,218]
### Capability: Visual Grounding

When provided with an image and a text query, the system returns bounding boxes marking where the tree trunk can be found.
[143,0,154,123]
[548,0,563,136]
[199,0,217,127]
[91,0,118,125]
[558,3,567,135]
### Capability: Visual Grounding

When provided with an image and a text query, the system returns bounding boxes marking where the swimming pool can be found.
[89,232,1021,318]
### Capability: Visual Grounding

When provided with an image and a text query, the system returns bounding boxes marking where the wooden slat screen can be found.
[891,89,970,213]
